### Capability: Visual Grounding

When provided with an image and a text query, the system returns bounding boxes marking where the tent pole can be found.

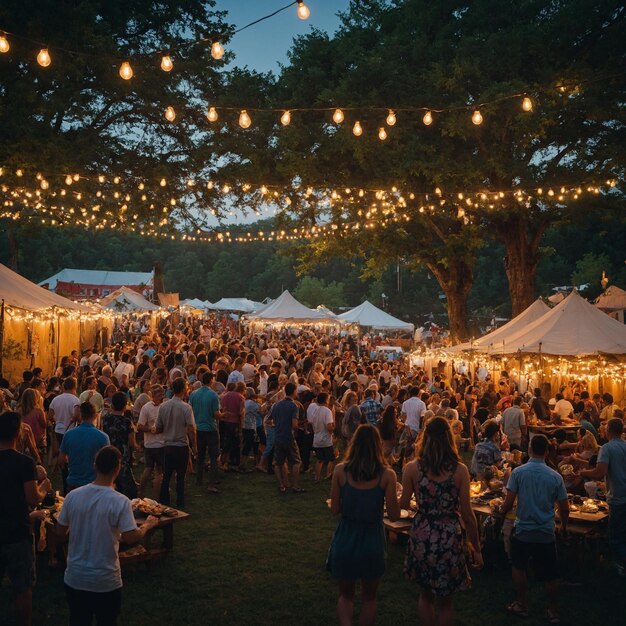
[0,299,4,378]
[56,311,60,370]
[539,342,544,387]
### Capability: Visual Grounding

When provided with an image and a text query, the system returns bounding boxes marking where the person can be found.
[501,396,527,451]
[340,391,362,445]
[599,393,620,424]
[470,420,503,478]
[580,418,626,576]
[401,386,426,447]
[0,411,51,626]
[378,404,400,463]
[553,393,574,422]
[156,377,196,508]
[499,434,569,622]
[401,416,482,626]
[137,385,167,498]
[531,388,550,422]
[242,388,262,473]
[60,402,110,492]
[360,388,382,426]
[307,392,335,482]
[328,425,400,626]
[57,446,158,626]
[19,388,47,456]
[220,381,246,471]
[78,376,104,418]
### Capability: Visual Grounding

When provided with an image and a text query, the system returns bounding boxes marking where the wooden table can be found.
[383,515,413,543]
[529,423,580,441]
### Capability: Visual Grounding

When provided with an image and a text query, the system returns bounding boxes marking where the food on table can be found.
[131,498,164,516]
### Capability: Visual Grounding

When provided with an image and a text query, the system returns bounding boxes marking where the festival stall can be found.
[595,285,626,323]
[100,286,159,313]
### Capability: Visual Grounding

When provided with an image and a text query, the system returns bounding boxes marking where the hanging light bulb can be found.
[65,175,73,185]
[37,48,51,67]
[207,106,218,122]
[119,61,133,80]
[40,179,49,190]
[471,109,483,125]
[423,110,433,126]
[165,106,176,122]
[297,2,310,20]
[332,108,344,124]
[280,110,291,126]
[98,175,105,183]
[386,110,396,126]
[522,96,533,112]
[352,121,363,136]
[211,41,224,60]
[239,110,251,128]
[378,127,387,141]
[160,178,167,187]
[160,55,173,72]
[0,35,9,54]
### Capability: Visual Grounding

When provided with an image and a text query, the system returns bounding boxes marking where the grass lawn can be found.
[2,466,626,625]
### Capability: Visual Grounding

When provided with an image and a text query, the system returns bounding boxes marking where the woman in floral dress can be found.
[400,417,483,626]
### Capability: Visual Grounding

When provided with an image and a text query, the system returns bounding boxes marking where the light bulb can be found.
[239,110,251,128]
[160,178,167,187]
[0,35,9,54]
[297,2,310,20]
[160,55,173,72]
[378,127,387,141]
[280,110,291,126]
[207,106,218,122]
[165,106,176,122]
[472,109,483,125]
[522,96,533,112]
[119,61,133,80]
[65,175,73,185]
[423,110,433,126]
[332,108,344,124]
[211,41,224,60]
[16,169,23,177]
[40,180,49,190]
[386,110,396,126]
[98,175,105,183]
[37,48,51,67]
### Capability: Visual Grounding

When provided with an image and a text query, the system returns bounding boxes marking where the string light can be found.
[64,175,73,185]
[36,48,51,67]
[159,178,167,187]
[378,127,387,141]
[471,109,483,125]
[165,106,176,122]
[0,35,9,53]
[353,121,363,136]
[297,2,310,20]
[280,110,291,126]
[160,55,173,72]
[522,96,533,112]
[386,110,397,126]
[332,108,344,124]
[211,41,224,60]
[239,110,252,129]
[423,110,433,126]
[207,106,218,122]
[119,61,133,80]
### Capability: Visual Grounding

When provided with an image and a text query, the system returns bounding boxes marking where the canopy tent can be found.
[181,298,212,310]
[247,290,339,323]
[445,298,551,355]
[311,304,338,318]
[338,300,414,332]
[595,285,626,311]
[209,297,264,313]
[100,287,158,312]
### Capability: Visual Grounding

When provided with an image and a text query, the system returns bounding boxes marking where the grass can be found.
[3,464,626,625]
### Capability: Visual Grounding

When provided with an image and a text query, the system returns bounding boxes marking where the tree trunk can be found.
[6,221,19,271]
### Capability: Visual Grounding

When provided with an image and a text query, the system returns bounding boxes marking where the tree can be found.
[293,276,345,309]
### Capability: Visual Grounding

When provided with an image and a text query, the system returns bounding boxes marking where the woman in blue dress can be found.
[328,425,400,626]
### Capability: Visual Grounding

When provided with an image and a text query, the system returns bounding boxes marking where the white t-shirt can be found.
[307,402,333,448]
[58,484,137,592]
[138,401,166,448]
[241,363,256,384]
[554,399,574,420]
[50,393,80,434]
[402,396,426,434]
[501,406,526,446]
[113,362,133,381]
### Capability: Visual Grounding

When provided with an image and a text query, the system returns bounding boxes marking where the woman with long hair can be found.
[20,387,47,453]
[328,425,400,626]
[401,416,482,626]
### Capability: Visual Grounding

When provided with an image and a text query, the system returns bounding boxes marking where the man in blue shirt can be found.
[500,434,569,622]
[59,402,110,491]
[189,372,222,492]
[360,389,382,426]
[580,418,626,576]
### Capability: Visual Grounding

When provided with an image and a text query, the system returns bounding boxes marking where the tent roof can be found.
[488,291,626,356]
[40,268,153,290]
[181,298,211,309]
[100,287,158,312]
[0,263,89,313]
[312,304,337,318]
[209,298,264,313]
[249,290,338,323]
[595,285,626,311]
[338,300,414,331]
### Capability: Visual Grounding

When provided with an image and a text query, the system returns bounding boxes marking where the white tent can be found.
[488,290,626,356]
[595,285,626,311]
[181,298,212,310]
[248,290,339,323]
[445,298,551,354]
[311,304,338,318]
[338,300,414,332]
[100,287,158,312]
[209,298,264,313]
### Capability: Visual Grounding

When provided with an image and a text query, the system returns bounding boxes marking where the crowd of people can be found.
[1,313,626,625]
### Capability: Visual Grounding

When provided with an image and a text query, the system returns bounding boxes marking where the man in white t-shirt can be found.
[307,393,335,481]
[501,397,527,449]
[137,385,167,498]
[57,446,158,625]
[401,386,426,440]
[553,393,574,421]
[113,354,134,382]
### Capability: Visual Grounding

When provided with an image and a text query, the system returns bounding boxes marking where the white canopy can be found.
[339,300,414,332]
[311,304,338,318]
[445,298,551,354]
[100,287,158,312]
[0,263,89,313]
[595,286,626,311]
[181,298,212,310]
[249,290,338,323]
[487,290,626,356]
[40,268,153,290]
[209,298,264,313]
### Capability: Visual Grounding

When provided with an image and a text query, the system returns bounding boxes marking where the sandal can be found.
[506,601,528,618]
[547,610,561,624]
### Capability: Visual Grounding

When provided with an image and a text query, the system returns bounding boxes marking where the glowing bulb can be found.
[160,178,167,187]
[471,110,483,125]
[352,121,363,136]
[207,106,218,122]
[211,41,224,60]
[160,55,173,72]
[280,110,291,126]
[37,48,51,67]
[16,169,23,177]
[522,96,533,112]
[0,35,9,54]
[332,108,344,124]
[119,61,133,80]
[98,175,105,183]
[297,2,310,20]
[40,180,49,190]
[73,174,80,181]
[65,175,73,185]
[239,110,251,129]
[386,110,396,126]
[423,110,433,126]
[138,182,145,190]
[378,127,387,141]
[165,106,176,122]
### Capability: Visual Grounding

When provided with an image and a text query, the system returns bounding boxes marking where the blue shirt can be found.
[270,398,298,444]
[227,370,244,385]
[360,398,382,426]
[189,386,220,432]
[470,440,502,476]
[579,419,599,441]
[60,423,110,487]
[598,438,626,505]
[244,399,263,430]
[507,458,567,539]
